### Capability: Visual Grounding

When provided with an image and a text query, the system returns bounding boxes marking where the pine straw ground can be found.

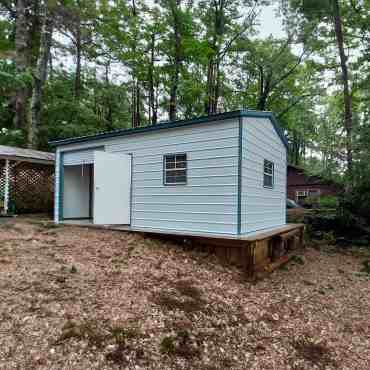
[0,219,370,370]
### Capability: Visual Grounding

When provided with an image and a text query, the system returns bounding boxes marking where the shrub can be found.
[301,196,320,209]
[319,196,338,209]
[338,183,370,226]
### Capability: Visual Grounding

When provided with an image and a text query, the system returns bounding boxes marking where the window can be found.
[263,159,274,188]
[164,153,187,185]
[296,190,308,203]
[296,189,320,203]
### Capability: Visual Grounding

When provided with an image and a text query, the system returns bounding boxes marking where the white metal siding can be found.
[63,165,91,218]
[241,117,287,234]
[63,147,104,165]
[55,119,239,234]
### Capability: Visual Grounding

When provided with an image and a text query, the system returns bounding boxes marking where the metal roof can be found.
[0,145,55,164]
[49,110,289,149]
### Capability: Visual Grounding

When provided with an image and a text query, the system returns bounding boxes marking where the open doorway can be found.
[63,164,93,220]
[61,151,132,225]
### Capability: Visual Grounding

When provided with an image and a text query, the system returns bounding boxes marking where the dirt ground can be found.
[0,218,369,370]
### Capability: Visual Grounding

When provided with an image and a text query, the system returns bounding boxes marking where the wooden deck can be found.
[61,220,305,278]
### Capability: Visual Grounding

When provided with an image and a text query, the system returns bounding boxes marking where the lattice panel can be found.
[0,161,54,214]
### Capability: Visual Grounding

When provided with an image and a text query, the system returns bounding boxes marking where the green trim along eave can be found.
[48,110,289,150]
[237,116,243,235]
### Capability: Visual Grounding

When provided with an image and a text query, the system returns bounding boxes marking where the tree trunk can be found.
[131,79,141,128]
[169,0,182,121]
[74,15,82,100]
[104,61,113,130]
[205,58,214,114]
[205,1,225,115]
[256,70,271,111]
[148,33,157,125]
[29,6,53,148]
[332,0,353,183]
[212,59,221,113]
[14,0,31,130]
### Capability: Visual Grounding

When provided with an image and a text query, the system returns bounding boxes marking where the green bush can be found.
[319,196,338,209]
[301,196,320,208]
[338,183,370,225]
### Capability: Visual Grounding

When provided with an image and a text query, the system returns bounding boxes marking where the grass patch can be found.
[361,260,370,275]
[152,278,205,314]
[174,279,203,300]
[160,329,201,359]
[105,326,142,365]
[55,320,108,348]
[153,292,203,313]
[290,255,305,265]
[292,336,336,368]
[56,320,143,364]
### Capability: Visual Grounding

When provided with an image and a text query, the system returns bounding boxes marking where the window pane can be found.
[264,160,273,174]
[176,154,186,163]
[175,161,187,169]
[166,173,187,184]
[264,174,273,187]
[164,154,187,185]
[166,160,176,169]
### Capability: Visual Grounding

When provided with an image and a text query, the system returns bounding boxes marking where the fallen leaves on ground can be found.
[0,218,369,369]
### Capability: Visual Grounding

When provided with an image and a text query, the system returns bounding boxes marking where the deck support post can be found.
[3,159,10,215]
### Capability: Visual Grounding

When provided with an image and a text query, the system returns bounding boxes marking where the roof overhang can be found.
[0,155,54,165]
[49,110,289,150]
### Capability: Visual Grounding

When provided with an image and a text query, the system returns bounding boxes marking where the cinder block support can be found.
[3,159,10,214]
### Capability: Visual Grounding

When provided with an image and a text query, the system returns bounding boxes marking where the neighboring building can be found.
[50,110,288,236]
[287,164,340,204]
[0,145,55,215]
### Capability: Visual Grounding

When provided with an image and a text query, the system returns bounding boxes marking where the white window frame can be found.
[263,159,274,188]
[163,153,187,186]
[295,189,321,202]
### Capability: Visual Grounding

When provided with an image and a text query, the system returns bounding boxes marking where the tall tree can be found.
[283,0,356,182]
[332,0,353,182]
[29,0,55,147]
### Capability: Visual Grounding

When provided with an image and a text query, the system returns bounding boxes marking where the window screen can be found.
[164,153,187,185]
[263,159,274,188]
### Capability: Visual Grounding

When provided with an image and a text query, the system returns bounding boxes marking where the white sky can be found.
[257,4,285,39]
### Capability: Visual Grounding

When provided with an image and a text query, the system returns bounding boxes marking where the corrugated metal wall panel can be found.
[55,119,239,234]
[241,117,287,234]
[63,147,104,166]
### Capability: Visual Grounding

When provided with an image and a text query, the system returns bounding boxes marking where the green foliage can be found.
[37,71,130,149]
[301,196,320,209]
[319,196,338,209]
[0,0,369,211]
[0,128,25,147]
[339,182,370,224]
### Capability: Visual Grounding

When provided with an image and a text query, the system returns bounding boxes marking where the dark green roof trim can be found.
[49,110,289,149]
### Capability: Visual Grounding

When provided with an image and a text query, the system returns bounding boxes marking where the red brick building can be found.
[287,164,341,204]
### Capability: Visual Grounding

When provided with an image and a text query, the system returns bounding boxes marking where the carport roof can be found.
[0,145,55,164]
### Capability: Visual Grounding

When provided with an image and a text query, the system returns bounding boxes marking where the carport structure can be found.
[0,145,55,215]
